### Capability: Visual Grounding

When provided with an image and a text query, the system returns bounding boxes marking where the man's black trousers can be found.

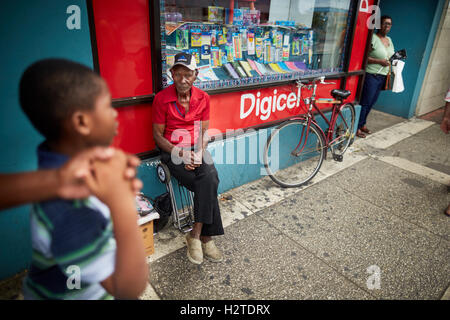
[160,150,224,237]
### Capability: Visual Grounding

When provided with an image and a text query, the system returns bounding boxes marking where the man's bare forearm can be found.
[0,170,59,210]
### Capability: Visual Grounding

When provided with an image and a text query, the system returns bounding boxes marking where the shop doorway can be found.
[373,0,445,118]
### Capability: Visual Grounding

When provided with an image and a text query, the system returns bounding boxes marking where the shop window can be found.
[160,0,353,90]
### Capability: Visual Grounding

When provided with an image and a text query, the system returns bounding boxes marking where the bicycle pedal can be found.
[333,154,343,162]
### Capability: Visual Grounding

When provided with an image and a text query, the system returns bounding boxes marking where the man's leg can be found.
[161,150,224,263]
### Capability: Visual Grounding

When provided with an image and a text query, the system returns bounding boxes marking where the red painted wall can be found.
[92,0,153,99]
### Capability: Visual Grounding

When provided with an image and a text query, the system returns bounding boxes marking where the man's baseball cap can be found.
[170,52,197,71]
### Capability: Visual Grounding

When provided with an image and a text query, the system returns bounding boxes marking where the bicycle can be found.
[263,76,355,188]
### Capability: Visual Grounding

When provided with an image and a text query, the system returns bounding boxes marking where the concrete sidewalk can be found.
[142,110,450,300]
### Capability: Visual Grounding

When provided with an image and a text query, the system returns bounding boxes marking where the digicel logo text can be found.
[240,89,301,121]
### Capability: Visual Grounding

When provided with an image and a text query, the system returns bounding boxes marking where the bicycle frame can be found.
[291,78,352,159]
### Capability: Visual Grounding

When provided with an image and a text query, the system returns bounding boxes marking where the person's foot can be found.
[361,126,372,134]
[356,129,366,138]
[186,234,203,264]
[202,240,223,262]
[445,204,450,217]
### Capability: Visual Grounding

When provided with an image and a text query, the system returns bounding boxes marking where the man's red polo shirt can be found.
[152,84,210,147]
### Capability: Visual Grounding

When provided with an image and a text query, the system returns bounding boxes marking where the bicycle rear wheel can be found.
[264,120,326,188]
[330,103,355,156]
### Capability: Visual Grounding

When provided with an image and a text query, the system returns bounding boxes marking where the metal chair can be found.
[156,162,195,233]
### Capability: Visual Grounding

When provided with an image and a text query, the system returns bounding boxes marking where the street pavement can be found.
[141,110,450,300]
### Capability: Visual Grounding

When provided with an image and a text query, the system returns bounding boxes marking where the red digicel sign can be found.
[209,81,342,133]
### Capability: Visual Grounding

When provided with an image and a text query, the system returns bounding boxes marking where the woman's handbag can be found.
[382,66,393,91]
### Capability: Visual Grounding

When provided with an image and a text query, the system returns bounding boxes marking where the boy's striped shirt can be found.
[23,143,116,300]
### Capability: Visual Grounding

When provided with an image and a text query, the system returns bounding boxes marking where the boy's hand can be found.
[56,147,142,200]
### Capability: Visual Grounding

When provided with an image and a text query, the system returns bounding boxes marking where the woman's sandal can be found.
[356,129,366,138]
[361,126,372,134]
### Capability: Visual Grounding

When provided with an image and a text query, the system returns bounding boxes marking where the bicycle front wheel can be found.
[330,103,355,156]
[264,120,326,188]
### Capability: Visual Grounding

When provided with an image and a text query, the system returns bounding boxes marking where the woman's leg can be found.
[362,75,386,128]
[358,74,382,130]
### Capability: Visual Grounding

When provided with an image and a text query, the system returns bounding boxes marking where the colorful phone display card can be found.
[233,9,243,26]
[225,45,234,62]
[217,30,226,45]
[201,45,211,60]
[275,48,282,62]
[197,65,219,81]
[208,6,224,23]
[263,39,271,64]
[211,47,221,68]
[247,32,255,55]
[211,30,217,47]
[247,59,263,76]
[220,49,228,65]
[282,46,290,61]
[255,61,271,75]
[240,29,248,52]
[232,33,242,60]
[176,29,189,50]
[292,37,301,56]
[188,49,200,64]
[278,62,291,72]
[166,53,176,68]
[232,61,247,78]
[239,60,254,77]
[191,29,202,47]
[255,37,263,60]
[224,63,240,79]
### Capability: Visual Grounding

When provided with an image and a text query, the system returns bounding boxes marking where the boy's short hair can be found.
[19,58,104,141]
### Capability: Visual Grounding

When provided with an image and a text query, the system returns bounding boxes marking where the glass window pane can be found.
[160,0,353,90]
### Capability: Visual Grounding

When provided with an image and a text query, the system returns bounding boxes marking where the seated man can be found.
[152,53,224,265]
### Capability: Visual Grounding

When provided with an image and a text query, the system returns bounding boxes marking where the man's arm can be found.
[0,147,142,211]
[153,123,196,169]
[0,170,61,210]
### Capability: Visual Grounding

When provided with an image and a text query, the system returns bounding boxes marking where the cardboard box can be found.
[139,221,154,256]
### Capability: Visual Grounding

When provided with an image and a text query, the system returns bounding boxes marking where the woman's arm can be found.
[368,57,390,67]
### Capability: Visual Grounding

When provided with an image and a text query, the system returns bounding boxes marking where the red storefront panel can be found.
[112,103,154,154]
[92,0,153,99]
[348,0,376,72]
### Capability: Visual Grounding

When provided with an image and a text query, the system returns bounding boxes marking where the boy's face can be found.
[86,81,118,146]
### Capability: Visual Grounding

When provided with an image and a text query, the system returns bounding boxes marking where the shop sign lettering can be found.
[240,88,301,121]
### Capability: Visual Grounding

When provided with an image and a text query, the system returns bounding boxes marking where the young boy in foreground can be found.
[20,58,148,299]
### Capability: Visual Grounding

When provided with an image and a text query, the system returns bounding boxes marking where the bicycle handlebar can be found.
[296,76,336,88]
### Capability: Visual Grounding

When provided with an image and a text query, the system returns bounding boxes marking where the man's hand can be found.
[56,147,142,200]
[183,150,202,171]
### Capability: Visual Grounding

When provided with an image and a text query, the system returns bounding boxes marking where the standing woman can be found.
[357,15,395,138]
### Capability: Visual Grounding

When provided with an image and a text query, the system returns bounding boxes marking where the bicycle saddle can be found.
[331,89,351,100]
